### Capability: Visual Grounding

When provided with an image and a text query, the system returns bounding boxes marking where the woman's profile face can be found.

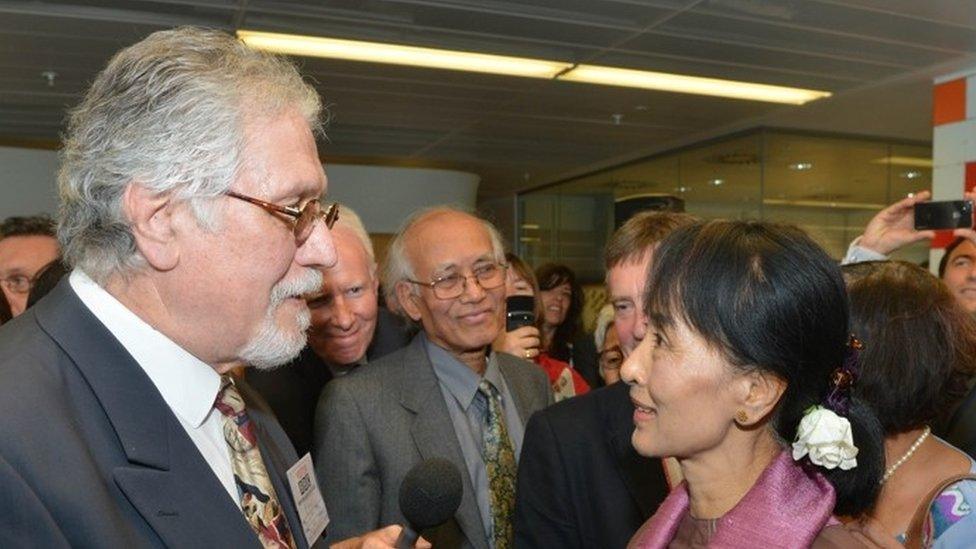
[505,269,534,297]
[539,282,572,328]
[620,318,743,459]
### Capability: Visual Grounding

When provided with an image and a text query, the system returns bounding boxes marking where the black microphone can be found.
[394,457,463,549]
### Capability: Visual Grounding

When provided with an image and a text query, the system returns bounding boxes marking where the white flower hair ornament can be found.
[792,405,858,470]
[792,334,862,470]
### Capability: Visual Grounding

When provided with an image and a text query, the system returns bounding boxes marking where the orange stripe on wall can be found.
[934,78,967,126]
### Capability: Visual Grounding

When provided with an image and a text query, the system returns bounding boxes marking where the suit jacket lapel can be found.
[399,336,489,549]
[35,280,260,547]
[495,355,536,425]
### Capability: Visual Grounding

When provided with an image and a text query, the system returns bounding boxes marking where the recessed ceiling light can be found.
[709,178,724,186]
[675,186,692,193]
[900,170,924,180]
[238,30,832,105]
[788,162,813,171]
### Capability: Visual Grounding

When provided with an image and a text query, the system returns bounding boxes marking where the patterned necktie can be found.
[214,376,296,549]
[477,378,517,549]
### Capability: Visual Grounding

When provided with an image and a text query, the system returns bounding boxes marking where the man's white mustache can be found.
[270,269,323,307]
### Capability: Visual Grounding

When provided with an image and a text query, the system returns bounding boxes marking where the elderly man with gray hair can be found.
[315,206,552,549]
[0,27,411,548]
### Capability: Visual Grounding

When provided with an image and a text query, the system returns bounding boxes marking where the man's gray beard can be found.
[240,268,323,370]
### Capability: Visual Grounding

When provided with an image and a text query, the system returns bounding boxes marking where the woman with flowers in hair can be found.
[621,220,884,547]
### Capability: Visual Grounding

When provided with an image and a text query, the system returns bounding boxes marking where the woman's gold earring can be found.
[735,410,749,425]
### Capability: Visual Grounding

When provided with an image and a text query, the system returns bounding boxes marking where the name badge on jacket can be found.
[286,453,330,543]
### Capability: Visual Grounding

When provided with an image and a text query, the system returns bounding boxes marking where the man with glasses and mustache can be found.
[315,207,552,549]
[515,211,695,548]
[0,28,413,548]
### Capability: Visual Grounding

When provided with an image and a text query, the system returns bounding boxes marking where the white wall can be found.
[0,146,60,219]
[0,146,480,233]
[324,164,479,233]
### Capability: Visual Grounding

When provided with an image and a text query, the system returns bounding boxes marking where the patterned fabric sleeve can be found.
[929,477,976,548]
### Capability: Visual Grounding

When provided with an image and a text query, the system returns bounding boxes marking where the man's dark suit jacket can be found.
[0,280,316,547]
[514,381,669,548]
[246,307,411,457]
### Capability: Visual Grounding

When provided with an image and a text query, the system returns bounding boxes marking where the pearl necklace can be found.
[880,426,931,484]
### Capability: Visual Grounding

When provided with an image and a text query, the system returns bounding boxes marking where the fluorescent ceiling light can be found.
[238,30,832,105]
[870,156,933,168]
[558,65,831,105]
[237,30,570,79]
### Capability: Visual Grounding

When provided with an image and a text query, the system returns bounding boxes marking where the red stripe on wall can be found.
[967,161,976,192]
[933,231,955,248]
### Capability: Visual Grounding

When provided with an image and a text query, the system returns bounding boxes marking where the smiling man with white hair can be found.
[247,204,410,457]
[0,27,411,548]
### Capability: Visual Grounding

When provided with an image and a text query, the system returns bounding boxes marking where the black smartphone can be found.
[506,295,535,332]
[914,200,974,230]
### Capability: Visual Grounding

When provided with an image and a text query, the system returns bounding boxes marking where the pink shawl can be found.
[628,450,839,548]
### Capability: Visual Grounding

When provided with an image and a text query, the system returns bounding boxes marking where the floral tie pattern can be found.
[215,376,296,549]
[478,379,516,549]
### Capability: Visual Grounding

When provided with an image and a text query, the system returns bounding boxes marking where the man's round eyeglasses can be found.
[406,262,507,300]
[225,191,339,244]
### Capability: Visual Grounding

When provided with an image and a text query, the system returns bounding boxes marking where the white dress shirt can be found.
[69,270,239,507]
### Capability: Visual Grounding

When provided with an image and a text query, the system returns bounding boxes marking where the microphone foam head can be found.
[398,457,464,530]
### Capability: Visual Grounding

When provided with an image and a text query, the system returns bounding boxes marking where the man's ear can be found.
[735,370,788,427]
[121,183,179,271]
[370,265,380,294]
[396,281,423,322]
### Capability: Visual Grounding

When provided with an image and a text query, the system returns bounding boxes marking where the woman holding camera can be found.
[493,253,589,401]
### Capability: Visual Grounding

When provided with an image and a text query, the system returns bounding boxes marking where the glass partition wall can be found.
[516,129,931,283]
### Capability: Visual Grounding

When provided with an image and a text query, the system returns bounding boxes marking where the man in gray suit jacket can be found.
[0,27,404,548]
[314,208,553,549]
